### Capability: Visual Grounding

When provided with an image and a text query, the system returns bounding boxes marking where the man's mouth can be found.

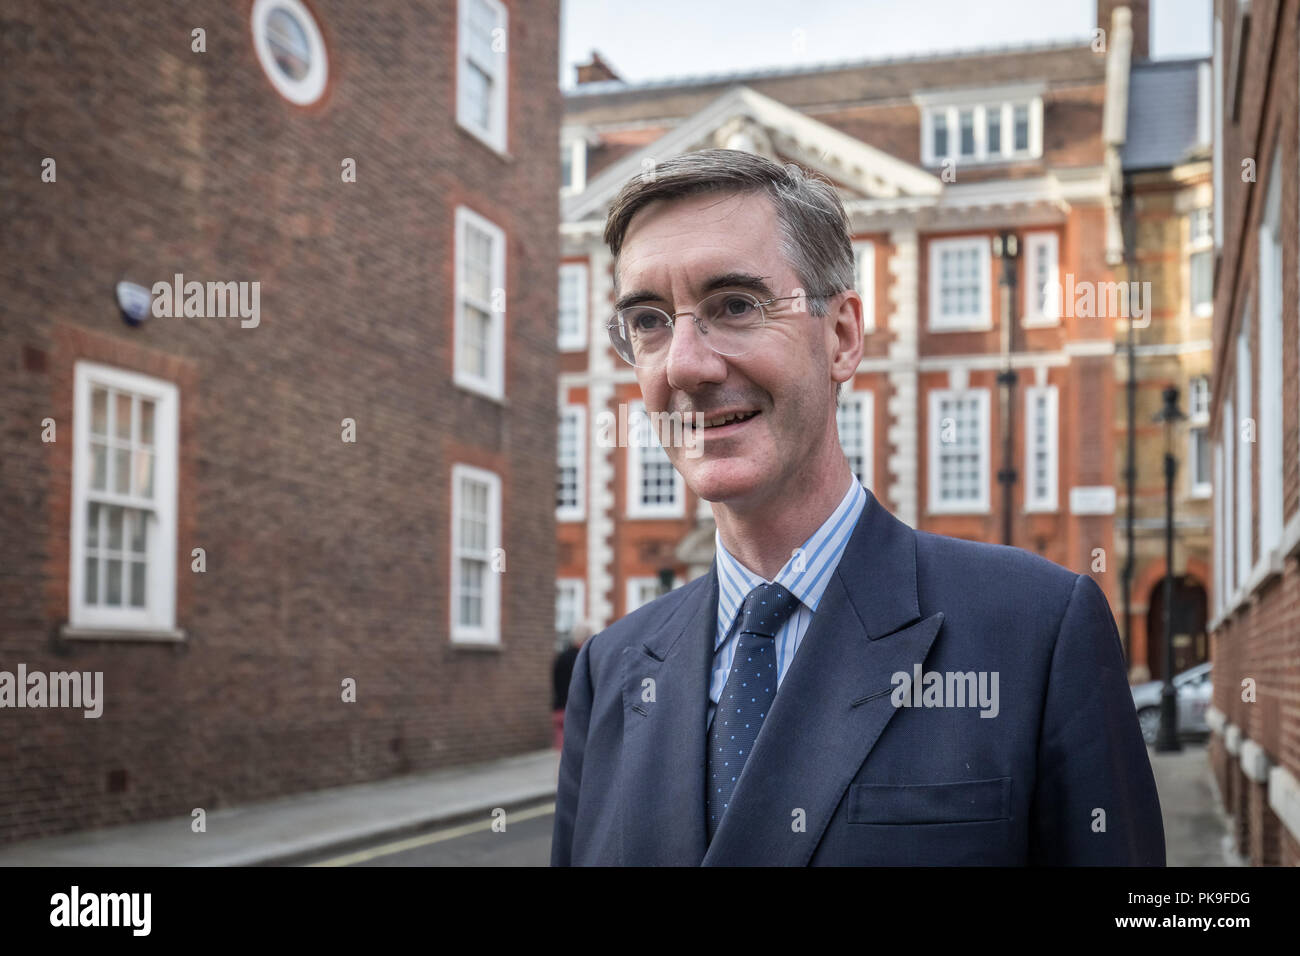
[689,408,761,431]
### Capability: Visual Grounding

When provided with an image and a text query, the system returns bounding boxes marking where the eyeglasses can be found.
[605,289,841,368]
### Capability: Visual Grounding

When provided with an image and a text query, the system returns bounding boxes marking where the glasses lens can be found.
[611,307,671,367]
[697,291,763,355]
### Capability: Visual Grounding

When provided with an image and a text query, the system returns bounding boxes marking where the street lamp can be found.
[991,231,1020,547]
[657,566,676,598]
[1154,385,1186,753]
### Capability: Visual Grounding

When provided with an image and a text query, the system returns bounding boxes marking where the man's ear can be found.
[828,290,865,387]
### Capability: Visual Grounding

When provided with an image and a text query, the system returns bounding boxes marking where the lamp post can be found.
[991,231,1020,547]
[1154,385,1186,753]
[657,566,676,598]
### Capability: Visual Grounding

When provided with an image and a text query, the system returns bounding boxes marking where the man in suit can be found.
[551,149,1164,866]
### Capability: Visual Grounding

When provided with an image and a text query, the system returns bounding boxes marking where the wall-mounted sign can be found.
[1069,486,1117,515]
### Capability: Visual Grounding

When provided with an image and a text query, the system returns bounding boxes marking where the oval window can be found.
[251,0,328,106]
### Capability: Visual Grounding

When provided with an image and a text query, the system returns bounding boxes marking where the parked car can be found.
[1131,661,1213,745]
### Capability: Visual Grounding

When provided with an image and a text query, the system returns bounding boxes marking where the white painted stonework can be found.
[885,229,919,527]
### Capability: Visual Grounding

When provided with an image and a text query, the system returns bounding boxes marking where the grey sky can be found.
[560,0,1212,88]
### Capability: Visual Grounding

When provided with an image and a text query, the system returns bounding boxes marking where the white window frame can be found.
[69,362,179,633]
[560,137,587,195]
[1221,397,1235,600]
[457,0,508,154]
[454,205,506,400]
[1258,152,1283,558]
[450,464,502,645]
[1213,15,1224,250]
[1188,375,1212,499]
[250,0,329,107]
[1235,311,1252,590]
[556,404,586,522]
[625,401,684,519]
[1022,231,1060,326]
[1189,207,1214,317]
[853,240,875,333]
[558,263,588,351]
[919,96,1043,167]
[556,578,585,636]
[625,575,682,614]
[929,237,992,331]
[1023,384,1058,512]
[1213,438,1223,616]
[928,388,991,514]
[837,387,873,489]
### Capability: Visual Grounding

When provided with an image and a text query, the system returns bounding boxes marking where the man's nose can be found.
[664,313,727,391]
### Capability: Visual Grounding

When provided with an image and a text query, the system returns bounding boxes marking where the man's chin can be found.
[681,459,770,508]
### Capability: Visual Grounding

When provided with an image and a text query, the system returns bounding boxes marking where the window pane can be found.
[461,305,491,379]
[107,506,124,550]
[115,392,132,440]
[462,62,492,131]
[140,400,155,445]
[266,7,312,81]
[86,502,100,549]
[106,559,122,606]
[85,557,99,604]
[1191,250,1213,308]
[932,113,948,158]
[129,561,146,607]
[113,447,130,494]
[959,109,975,156]
[464,227,493,302]
[1014,105,1030,151]
[986,105,1001,153]
[91,441,107,491]
[92,387,108,436]
[460,559,484,626]
[468,0,497,63]
[134,449,154,498]
[129,509,147,553]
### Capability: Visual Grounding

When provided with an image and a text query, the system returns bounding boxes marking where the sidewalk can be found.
[0,743,1236,867]
[0,749,559,867]
[1147,740,1243,867]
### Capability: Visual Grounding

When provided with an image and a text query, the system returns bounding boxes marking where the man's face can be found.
[615,190,843,511]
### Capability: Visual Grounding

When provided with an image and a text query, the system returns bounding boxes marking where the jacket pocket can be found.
[847,776,1010,825]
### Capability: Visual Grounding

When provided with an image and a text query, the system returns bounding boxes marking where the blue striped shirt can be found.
[707,478,868,728]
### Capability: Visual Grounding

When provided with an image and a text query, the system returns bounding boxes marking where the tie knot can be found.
[737,582,801,639]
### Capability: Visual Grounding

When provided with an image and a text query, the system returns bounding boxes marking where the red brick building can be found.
[1205,0,1300,867]
[555,3,1160,656]
[0,0,560,844]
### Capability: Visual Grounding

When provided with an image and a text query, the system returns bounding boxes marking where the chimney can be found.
[1097,0,1149,60]
[575,51,622,86]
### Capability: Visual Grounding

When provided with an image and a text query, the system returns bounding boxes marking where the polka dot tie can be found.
[706,581,802,842]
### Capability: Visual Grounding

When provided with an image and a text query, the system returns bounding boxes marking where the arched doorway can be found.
[1146,575,1208,681]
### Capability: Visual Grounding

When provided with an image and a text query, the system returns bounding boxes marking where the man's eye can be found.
[628,310,664,331]
[722,296,755,316]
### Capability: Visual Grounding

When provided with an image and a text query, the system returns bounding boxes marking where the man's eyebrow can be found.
[612,273,775,313]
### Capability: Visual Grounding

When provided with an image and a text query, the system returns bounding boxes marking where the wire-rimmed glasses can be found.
[605,289,840,368]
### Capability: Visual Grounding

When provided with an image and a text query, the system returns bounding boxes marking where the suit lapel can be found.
[619,565,717,865]
[702,491,945,866]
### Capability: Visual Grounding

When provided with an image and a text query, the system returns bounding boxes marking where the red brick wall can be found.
[0,0,561,843]
[1208,0,1300,867]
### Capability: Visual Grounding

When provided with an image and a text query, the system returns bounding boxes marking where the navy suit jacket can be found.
[551,490,1165,866]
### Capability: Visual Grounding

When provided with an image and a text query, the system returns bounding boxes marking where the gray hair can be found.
[603,149,855,401]
[604,149,855,309]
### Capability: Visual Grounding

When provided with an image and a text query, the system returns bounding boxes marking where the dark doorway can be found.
[1146,575,1208,680]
